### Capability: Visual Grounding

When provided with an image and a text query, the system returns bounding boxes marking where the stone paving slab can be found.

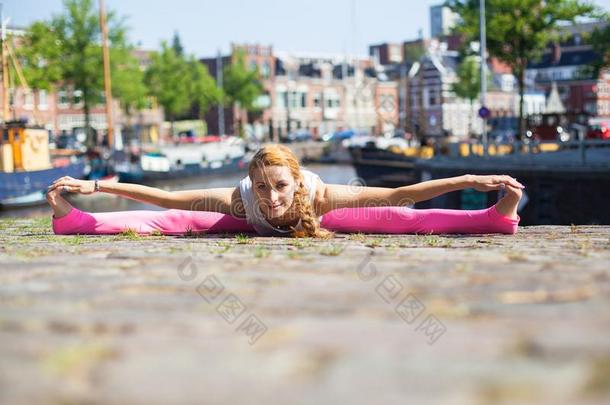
[1,217,609,404]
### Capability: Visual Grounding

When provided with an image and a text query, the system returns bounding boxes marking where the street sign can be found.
[478,106,491,119]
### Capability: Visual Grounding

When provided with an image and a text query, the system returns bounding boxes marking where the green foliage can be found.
[585,13,610,77]
[404,44,425,64]
[447,0,597,134]
[52,0,106,108]
[15,21,63,91]
[111,48,148,114]
[452,56,481,103]
[223,49,263,111]
[145,43,221,122]
[171,31,184,56]
[144,42,192,121]
[17,0,145,144]
[253,246,270,258]
[319,244,345,256]
[234,233,251,244]
[452,55,487,136]
[188,56,223,118]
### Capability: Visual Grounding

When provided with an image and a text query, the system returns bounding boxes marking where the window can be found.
[249,61,258,72]
[73,89,83,106]
[574,34,581,45]
[38,90,48,110]
[276,90,286,108]
[24,90,34,110]
[299,92,306,108]
[289,91,298,109]
[380,95,396,112]
[313,93,321,108]
[58,89,69,108]
[325,96,340,108]
[261,62,271,78]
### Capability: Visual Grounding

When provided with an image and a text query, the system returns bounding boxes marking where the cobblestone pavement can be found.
[1,217,609,404]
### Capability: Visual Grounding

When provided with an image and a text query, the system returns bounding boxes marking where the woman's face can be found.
[251,165,297,219]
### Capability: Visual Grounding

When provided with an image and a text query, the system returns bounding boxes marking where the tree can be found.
[112,52,147,115]
[585,13,610,78]
[452,55,482,137]
[223,49,264,136]
[15,21,63,98]
[53,0,132,146]
[13,21,63,124]
[171,31,184,56]
[144,42,192,135]
[17,0,142,147]
[111,49,148,139]
[187,56,223,120]
[447,0,597,138]
[145,41,224,137]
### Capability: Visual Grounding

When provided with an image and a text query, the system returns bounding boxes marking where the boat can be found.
[0,122,86,208]
[116,136,247,183]
[414,140,610,225]
[348,136,435,187]
[0,17,86,209]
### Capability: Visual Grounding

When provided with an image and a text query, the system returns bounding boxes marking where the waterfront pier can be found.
[1,218,609,403]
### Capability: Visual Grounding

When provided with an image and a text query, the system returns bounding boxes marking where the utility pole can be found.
[99,0,114,148]
[1,4,10,122]
[216,50,225,136]
[399,63,407,131]
[479,0,488,154]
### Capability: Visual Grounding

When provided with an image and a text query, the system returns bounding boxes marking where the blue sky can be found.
[6,0,610,58]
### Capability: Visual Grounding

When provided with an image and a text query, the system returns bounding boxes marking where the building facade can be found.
[430,4,458,38]
[1,38,164,144]
[526,22,610,118]
[203,45,399,141]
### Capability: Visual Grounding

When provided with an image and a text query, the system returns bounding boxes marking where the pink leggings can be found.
[52,205,519,236]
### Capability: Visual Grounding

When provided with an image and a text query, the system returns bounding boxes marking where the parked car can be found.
[282,129,313,143]
[489,117,518,143]
[54,131,86,151]
[322,129,368,143]
[528,114,610,142]
[587,117,610,140]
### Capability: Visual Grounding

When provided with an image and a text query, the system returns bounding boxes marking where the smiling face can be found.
[251,165,297,219]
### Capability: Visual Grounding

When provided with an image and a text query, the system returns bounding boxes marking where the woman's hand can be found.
[467,174,524,192]
[48,176,96,195]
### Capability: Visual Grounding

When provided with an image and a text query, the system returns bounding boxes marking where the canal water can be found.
[1,163,357,219]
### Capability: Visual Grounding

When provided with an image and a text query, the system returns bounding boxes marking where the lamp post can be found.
[479,0,488,154]
[216,50,225,136]
[99,0,114,149]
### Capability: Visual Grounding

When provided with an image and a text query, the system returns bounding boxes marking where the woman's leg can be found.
[47,189,254,235]
[321,186,522,235]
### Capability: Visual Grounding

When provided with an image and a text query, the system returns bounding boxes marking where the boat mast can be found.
[99,0,114,148]
[1,4,10,122]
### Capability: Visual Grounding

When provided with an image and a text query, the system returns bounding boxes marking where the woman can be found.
[47,144,523,237]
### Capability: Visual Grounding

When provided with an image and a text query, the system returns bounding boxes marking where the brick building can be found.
[1,36,164,144]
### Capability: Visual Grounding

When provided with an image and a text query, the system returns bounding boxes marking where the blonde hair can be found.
[249,144,333,239]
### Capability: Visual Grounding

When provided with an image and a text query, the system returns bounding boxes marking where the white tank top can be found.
[239,168,320,236]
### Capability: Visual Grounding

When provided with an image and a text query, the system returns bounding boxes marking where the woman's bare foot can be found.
[46,188,73,219]
[495,184,522,220]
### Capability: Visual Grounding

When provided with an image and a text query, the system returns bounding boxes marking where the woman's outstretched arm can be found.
[315,174,524,215]
[48,177,246,217]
